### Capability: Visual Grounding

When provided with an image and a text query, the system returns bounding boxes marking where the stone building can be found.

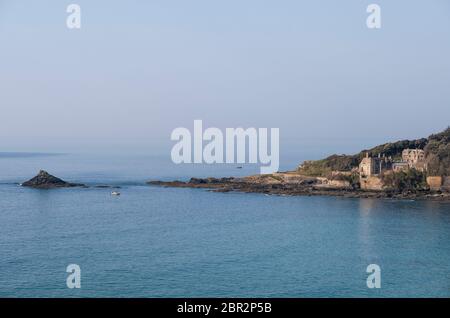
[402,149,426,171]
[355,146,448,192]
[392,161,409,172]
[359,153,393,190]
[359,153,392,177]
[358,148,430,191]
[402,149,425,163]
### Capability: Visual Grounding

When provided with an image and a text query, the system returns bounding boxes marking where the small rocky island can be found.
[22,170,85,189]
[149,128,450,201]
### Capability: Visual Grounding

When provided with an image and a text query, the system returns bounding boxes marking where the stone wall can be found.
[360,176,384,191]
[426,176,443,191]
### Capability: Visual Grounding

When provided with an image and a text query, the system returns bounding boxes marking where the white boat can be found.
[111,191,121,196]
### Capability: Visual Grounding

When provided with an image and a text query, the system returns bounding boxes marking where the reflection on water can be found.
[358,198,377,261]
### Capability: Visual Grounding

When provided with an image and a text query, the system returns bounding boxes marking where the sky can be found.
[0,0,449,159]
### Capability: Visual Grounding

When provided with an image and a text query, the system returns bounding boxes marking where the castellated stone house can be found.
[401,149,426,171]
[358,149,426,190]
[359,153,393,177]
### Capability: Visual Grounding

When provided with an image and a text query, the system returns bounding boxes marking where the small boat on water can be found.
[111,191,121,196]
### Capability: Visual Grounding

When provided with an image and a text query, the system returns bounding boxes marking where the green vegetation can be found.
[298,159,334,177]
[381,169,427,192]
[358,138,427,161]
[424,127,450,176]
[297,128,449,177]
[328,172,360,189]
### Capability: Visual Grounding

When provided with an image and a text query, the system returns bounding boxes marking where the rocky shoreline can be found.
[148,174,450,201]
[19,170,449,201]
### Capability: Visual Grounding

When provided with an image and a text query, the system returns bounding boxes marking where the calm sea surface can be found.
[0,153,449,297]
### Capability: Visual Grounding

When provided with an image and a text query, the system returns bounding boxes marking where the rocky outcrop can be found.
[21,170,85,189]
[189,177,236,184]
[315,177,352,189]
[148,172,450,201]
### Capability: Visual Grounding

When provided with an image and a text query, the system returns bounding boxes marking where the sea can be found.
[0,152,449,297]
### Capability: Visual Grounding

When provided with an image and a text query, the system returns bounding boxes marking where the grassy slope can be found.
[298,128,449,177]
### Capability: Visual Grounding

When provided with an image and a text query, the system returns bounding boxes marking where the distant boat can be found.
[237,166,243,169]
[111,191,121,196]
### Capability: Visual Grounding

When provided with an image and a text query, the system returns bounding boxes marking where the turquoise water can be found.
[0,153,449,297]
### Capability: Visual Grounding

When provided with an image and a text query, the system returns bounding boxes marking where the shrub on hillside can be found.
[381,169,427,192]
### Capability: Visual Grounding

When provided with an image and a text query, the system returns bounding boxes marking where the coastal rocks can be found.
[315,177,352,189]
[149,173,450,201]
[189,177,235,184]
[147,180,189,187]
[148,177,238,188]
[21,170,85,189]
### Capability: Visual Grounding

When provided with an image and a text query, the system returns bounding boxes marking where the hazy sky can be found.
[1,0,449,157]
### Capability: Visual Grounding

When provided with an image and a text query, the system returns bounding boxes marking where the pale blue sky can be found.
[0,0,449,158]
